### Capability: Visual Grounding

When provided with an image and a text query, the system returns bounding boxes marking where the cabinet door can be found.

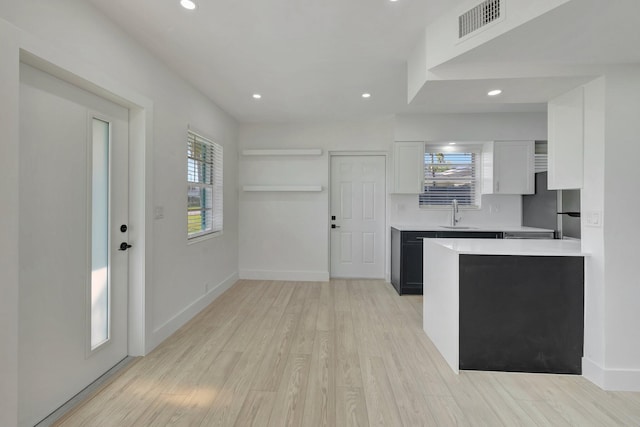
[494,141,534,194]
[401,242,424,292]
[393,142,424,193]
[548,87,584,190]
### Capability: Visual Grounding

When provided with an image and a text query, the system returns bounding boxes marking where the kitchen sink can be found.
[440,226,478,229]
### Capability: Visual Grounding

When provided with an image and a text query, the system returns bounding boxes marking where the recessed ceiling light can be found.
[389,0,399,2]
[252,93,262,99]
[180,0,197,10]
[487,89,502,96]
[362,93,371,99]
[449,142,456,145]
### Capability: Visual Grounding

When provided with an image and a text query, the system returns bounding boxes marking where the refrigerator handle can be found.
[558,212,581,218]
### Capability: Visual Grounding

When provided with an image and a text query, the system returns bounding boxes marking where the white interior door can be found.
[330,155,386,278]
[18,63,129,427]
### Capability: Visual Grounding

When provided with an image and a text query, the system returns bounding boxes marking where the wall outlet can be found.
[585,210,602,227]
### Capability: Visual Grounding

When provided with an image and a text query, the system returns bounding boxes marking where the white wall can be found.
[407,28,428,102]
[238,118,394,281]
[581,77,606,384]
[0,0,239,421]
[392,112,548,228]
[0,18,20,427]
[578,69,640,392]
[238,112,547,282]
[602,68,640,387]
[395,112,548,141]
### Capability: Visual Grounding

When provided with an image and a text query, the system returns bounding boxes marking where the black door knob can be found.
[119,242,132,251]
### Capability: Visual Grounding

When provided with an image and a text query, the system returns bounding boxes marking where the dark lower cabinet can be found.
[390,228,502,295]
[459,254,585,374]
[391,228,437,295]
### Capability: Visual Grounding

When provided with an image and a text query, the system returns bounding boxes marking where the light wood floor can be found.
[56,280,640,426]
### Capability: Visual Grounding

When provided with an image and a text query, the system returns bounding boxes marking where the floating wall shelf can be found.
[242,148,322,156]
[242,185,323,192]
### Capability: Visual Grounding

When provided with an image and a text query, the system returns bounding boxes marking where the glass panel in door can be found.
[91,118,110,350]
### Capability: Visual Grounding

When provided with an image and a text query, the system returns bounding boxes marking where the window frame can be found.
[419,143,482,210]
[187,130,223,240]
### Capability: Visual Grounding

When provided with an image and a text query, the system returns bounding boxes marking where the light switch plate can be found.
[585,210,602,227]
[154,206,164,220]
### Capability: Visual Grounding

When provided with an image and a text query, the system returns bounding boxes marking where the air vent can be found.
[534,154,548,173]
[534,141,548,173]
[459,0,501,38]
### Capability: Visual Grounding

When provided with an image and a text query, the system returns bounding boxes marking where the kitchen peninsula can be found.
[423,238,585,375]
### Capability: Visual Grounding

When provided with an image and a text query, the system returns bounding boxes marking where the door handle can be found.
[118,242,132,251]
[331,224,341,229]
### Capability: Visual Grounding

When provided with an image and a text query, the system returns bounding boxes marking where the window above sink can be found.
[420,143,482,210]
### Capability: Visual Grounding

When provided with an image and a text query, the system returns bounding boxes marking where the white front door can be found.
[330,155,386,278]
[18,63,129,427]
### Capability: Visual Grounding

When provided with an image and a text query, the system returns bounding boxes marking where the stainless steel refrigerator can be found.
[522,172,581,239]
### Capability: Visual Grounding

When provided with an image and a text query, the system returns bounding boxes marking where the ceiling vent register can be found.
[459,0,501,38]
[534,141,548,173]
[534,154,548,173]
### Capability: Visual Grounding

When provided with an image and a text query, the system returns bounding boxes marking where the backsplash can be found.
[390,193,522,227]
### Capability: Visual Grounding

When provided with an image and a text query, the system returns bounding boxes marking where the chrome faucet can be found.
[451,199,460,226]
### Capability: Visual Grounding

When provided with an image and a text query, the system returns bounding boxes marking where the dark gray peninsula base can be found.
[459,254,584,374]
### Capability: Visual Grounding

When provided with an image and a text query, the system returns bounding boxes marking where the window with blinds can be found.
[419,145,480,208]
[187,130,223,239]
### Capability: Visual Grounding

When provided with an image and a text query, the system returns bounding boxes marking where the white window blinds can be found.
[419,145,480,208]
[187,130,223,238]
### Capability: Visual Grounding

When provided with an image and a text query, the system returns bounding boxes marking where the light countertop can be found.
[425,238,586,257]
[391,224,555,233]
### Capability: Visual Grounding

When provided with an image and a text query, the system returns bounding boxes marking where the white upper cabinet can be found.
[482,141,534,195]
[392,142,424,194]
[548,86,584,189]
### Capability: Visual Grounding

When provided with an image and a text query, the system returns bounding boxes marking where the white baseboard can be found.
[239,269,329,282]
[149,272,238,350]
[583,357,640,391]
[582,357,605,388]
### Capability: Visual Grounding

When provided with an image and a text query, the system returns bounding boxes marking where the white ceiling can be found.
[88,0,464,122]
[88,0,640,123]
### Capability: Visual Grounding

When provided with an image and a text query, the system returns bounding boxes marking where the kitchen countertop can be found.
[425,238,586,256]
[391,224,555,233]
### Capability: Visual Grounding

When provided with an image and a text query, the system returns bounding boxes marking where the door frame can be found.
[18,49,153,357]
[328,151,389,279]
